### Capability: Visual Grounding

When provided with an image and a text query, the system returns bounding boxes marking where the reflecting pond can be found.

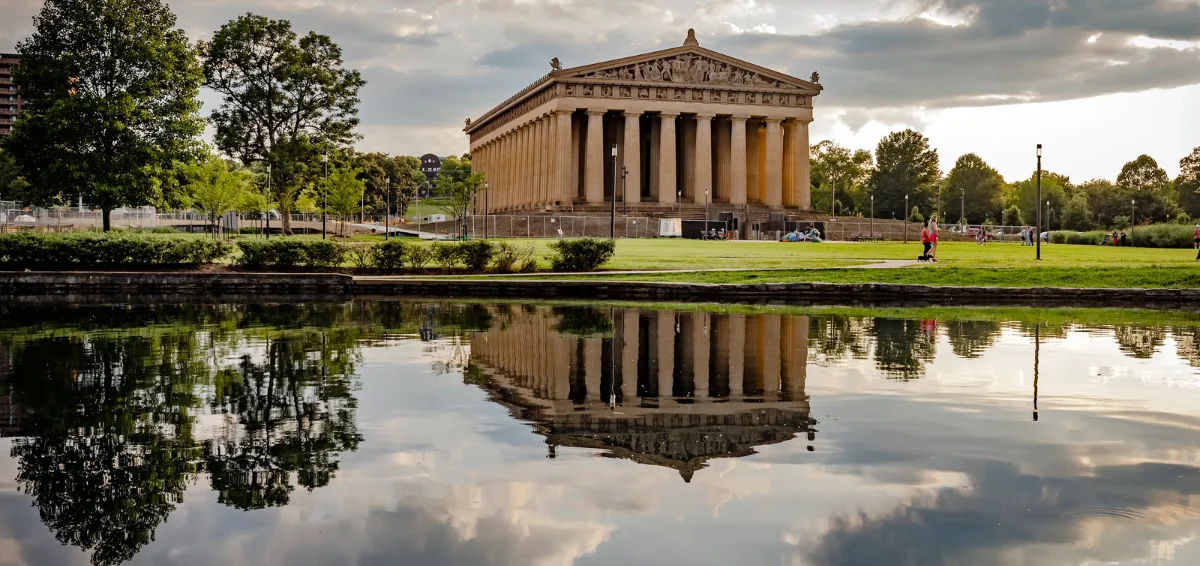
[3,301,1200,565]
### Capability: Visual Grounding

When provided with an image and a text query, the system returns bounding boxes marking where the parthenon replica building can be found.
[465,30,822,216]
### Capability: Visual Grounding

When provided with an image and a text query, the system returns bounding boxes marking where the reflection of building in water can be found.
[469,307,815,482]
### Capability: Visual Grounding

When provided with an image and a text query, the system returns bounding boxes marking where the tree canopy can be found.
[181,155,256,236]
[2,0,205,230]
[810,141,873,216]
[1175,146,1200,218]
[868,130,940,220]
[200,13,365,233]
[944,153,1004,224]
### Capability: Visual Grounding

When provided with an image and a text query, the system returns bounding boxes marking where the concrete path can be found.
[354,259,921,281]
[345,222,442,240]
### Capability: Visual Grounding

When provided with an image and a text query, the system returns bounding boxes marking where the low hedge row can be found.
[0,232,232,266]
[1050,224,1196,248]
[0,232,619,272]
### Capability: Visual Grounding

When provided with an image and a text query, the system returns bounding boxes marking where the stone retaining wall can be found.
[2,272,1197,310]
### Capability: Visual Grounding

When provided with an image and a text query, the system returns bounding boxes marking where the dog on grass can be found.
[917,255,935,263]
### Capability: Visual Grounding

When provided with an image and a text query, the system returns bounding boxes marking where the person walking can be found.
[920,220,932,259]
[929,218,940,261]
[1193,224,1199,249]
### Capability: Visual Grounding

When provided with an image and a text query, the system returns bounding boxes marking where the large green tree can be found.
[201,13,366,234]
[1175,146,1200,218]
[1004,172,1067,230]
[810,140,873,216]
[1116,154,1177,223]
[2,0,205,231]
[944,153,1004,224]
[867,130,939,220]
[354,152,424,216]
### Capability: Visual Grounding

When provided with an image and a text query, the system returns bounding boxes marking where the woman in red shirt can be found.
[920,220,931,258]
[929,219,939,261]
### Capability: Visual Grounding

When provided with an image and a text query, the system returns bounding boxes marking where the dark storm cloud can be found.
[715,0,1200,109]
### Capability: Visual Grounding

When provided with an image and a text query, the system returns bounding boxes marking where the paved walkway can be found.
[354,259,921,281]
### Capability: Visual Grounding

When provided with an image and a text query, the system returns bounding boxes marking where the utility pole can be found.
[1036,144,1042,260]
[322,152,328,240]
[265,163,271,239]
[610,145,618,239]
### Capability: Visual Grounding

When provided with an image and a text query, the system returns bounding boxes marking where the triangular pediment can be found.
[555,45,822,93]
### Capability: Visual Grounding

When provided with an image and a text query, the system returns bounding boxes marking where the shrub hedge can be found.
[0,232,232,267]
[548,238,616,272]
[235,240,345,269]
[1050,224,1195,248]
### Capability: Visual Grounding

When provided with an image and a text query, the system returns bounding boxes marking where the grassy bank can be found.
[478,265,1200,289]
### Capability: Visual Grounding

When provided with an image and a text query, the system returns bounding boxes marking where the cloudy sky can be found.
[2,0,1199,182]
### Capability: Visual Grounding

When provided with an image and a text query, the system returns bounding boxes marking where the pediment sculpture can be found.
[577,54,798,89]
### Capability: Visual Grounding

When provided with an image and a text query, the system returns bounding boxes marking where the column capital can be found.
[585,109,607,116]
[553,108,574,116]
[694,112,716,119]
[764,117,784,124]
[659,111,680,119]
[620,110,643,118]
[730,114,750,122]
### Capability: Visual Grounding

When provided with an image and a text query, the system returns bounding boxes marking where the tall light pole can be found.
[484,181,489,239]
[321,152,328,240]
[1036,144,1042,260]
[266,163,271,239]
[904,193,909,243]
[870,194,874,238]
[960,186,965,228]
[610,145,618,240]
[1131,199,1136,244]
[705,187,711,237]
[384,176,390,241]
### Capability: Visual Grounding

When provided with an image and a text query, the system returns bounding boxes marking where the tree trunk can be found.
[102,208,112,232]
[281,208,293,235]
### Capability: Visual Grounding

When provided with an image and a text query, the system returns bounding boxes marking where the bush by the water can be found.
[458,240,495,272]
[1050,224,1195,248]
[0,232,232,266]
[369,240,409,270]
[549,238,616,272]
[235,239,346,268]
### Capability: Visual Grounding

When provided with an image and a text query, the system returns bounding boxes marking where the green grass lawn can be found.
[405,239,1199,271]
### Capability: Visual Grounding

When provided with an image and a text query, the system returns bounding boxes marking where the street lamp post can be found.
[1036,144,1042,260]
[322,152,328,240]
[1131,199,1136,244]
[384,177,391,241]
[484,181,489,239]
[705,187,710,237]
[904,194,909,243]
[610,145,618,240]
[831,177,837,218]
[870,194,874,238]
[266,163,271,239]
[960,187,965,228]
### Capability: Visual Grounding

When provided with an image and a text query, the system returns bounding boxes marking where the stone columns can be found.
[680,117,695,202]
[585,110,606,204]
[797,120,811,210]
[765,118,783,207]
[715,118,731,202]
[761,314,782,396]
[730,116,748,205]
[747,120,761,203]
[783,120,797,207]
[498,134,509,210]
[621,309,639,402]
[692,312,710,398]
[538,117,550,207]
[695,113,714,207]
[658,112,678,204]
[554,110,573,205]
[523,121,535,208]
[622,112,641,205]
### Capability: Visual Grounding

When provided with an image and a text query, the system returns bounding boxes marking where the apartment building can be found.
[0,53,20,137]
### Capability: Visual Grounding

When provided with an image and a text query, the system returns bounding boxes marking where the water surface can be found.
[2,301,1200,566]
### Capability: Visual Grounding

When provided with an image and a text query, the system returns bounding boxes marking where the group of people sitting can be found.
[782,227,823,243]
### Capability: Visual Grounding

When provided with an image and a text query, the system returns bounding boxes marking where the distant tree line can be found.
[812,129,1200,230]
[0,0,480,234]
